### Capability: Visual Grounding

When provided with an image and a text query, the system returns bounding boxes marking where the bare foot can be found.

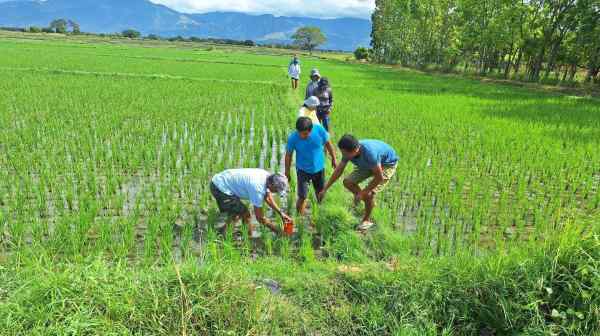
[357,221,375,233]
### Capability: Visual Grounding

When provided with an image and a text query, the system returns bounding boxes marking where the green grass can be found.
[0,36,599,335]
[1,225,597,335]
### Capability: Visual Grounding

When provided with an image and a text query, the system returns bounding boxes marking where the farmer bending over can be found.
[318,135,398,232]
[297,96,320,125]
[211,169,292,237]
[285,117,337,215]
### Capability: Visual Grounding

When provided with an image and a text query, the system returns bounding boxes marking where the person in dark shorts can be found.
[285,117,337,215]
[210,169,292,237]
[318,135,398,232]
[314,77,333,132]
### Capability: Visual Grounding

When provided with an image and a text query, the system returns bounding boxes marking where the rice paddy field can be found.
[0,34,599,335]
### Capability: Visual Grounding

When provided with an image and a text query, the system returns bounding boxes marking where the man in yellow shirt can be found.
[297,96,320,125]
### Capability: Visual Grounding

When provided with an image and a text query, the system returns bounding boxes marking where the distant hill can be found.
[0,0,372,50]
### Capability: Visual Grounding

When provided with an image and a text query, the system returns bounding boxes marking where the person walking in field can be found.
[288,55,301,90]
[314,77,333,132]
[305,68,321,99]
[318,134,398,232]
[298,96,321,125]
[210,169,292,237]
[285,117,337,215]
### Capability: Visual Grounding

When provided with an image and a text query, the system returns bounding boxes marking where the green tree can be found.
[122,29,141,39]
[48,19,80,34]
[68,20,81,34]
[370,0,600,85]
[292,27,326,54]
[354,47,369,60]
[50,19,68,34]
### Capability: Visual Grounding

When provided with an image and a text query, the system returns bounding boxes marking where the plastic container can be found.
[283,220,294,236]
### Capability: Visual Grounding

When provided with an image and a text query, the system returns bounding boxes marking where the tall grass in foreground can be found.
[1,224,597,335]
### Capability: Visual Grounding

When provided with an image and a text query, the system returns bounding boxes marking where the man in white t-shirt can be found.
[210,169,292,236]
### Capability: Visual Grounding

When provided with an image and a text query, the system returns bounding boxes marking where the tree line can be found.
[2,21,332,52]
[2,18,81,34]
[371,0,600,84]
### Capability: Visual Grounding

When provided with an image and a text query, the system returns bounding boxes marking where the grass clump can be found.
[1,226,596,335]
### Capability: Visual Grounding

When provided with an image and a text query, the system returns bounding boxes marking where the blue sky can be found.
[149,0,375,19]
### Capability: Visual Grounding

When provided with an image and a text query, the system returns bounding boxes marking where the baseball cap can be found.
[304,96,320,108]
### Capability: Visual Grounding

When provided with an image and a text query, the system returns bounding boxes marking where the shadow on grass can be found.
[355,64,600,103]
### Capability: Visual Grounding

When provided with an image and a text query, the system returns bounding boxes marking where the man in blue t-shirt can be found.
[285,117,337,215]
[318,134,398,232]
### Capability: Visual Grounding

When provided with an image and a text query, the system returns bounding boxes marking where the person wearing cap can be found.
[305,68,321,99]
[315,77,333,132]
[285,117,337,215]
[288,55,301,90]
[211,168,292,236]
[318,134,398,232]
[289,54,301,65]
[298,96,320,125]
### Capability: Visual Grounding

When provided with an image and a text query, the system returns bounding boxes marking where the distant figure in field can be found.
[285,117,337,215]
[314,77,333,132]
[318,135,398,232]
[305,68,321,99]
[288,55,301,89]
[297,96,321,125]
[211,169,292,237]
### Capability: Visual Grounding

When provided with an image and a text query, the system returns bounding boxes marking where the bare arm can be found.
[361,165,384,195]
[325,141,337,168]
[318,160,348,202]
[265,192,292,222]
[265,192,284,217]
[284,151,293,182]
[254,206,280,233]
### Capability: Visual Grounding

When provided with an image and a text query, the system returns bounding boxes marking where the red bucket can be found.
[284,220,294,236]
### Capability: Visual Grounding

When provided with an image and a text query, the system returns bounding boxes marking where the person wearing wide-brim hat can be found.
[298,96,321,125]
[305,68,321,99]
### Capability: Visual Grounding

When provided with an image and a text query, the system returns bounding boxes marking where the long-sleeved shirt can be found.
[288,64,301,79]
[305,80,320,99]
[315,87,333,114]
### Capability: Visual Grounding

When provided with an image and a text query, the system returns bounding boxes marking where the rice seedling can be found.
[0,35,598,334]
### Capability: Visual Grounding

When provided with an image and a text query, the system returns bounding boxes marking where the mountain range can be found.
[0,0,372,51]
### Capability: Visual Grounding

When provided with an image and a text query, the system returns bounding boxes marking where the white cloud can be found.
[149,0,375,19]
